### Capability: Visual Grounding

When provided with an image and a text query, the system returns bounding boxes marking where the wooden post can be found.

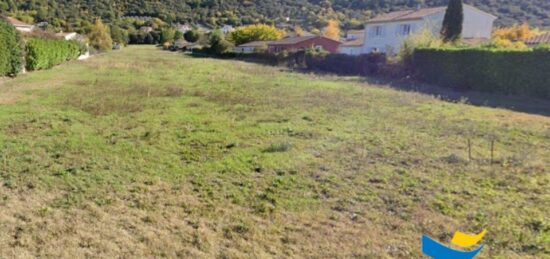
[491,139,495,165]
[468,139,472,163]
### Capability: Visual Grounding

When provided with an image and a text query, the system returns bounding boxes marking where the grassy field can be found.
[0,46,548,258]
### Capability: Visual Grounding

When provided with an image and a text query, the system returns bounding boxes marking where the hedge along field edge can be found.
[25,38,81,71]
[413,47,550,99]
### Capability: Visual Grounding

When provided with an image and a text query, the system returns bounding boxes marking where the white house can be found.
[7,17,35,32]
[234,41,271,54]
[361,4,496,54]
[338,39,364,56]
[345,30,364,41]
[221,25,235,34]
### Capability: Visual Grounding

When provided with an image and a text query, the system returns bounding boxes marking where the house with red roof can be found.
[267,36,341,54]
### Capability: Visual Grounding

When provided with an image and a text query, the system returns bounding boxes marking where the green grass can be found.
[0,46,548,258]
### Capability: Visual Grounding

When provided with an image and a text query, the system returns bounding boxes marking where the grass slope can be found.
[0,46,548,258]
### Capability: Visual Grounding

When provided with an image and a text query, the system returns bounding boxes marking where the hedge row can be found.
[0,18,23,76]
[26,38,81,71]
[413,48,550,99]
[305,53,386,76]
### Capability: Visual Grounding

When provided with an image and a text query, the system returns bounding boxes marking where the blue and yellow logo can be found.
[422,230,487,259]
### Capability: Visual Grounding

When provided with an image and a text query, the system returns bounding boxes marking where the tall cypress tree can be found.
[441,0,463,42]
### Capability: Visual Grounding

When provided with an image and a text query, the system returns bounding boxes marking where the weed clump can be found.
[263,142,291,153]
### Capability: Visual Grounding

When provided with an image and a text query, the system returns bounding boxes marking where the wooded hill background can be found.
[2,0,549,31]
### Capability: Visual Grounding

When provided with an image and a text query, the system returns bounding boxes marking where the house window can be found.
[400,24,412,35]
[372,26,384,37]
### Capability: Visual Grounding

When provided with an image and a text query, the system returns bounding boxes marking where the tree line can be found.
[1,0,549,35]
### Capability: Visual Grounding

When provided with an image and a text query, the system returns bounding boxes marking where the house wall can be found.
[346,32,364,41]
[362,19,425,54]
[268,37,341,54]
[338,46,362,56]
[462,6,496,39]
[362,6,495,54]
[234,46,256,54]
[424,6,495,39]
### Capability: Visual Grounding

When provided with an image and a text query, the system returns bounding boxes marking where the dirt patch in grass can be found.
[63,82,185,116]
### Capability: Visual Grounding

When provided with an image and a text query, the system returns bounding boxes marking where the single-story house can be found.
[267,36,342,54]
[346,30,364,41]
[221,25,235,34]
[7,17,35,32]
[234,41,271,54]
[338,39,364,56]
[525,33,550,47]
[361,4,497,54]
[175,23,192,33]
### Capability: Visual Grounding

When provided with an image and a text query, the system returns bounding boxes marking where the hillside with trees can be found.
[1,0,549,33]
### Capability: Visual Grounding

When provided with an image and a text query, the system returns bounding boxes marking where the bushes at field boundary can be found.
[413,48,550,99]
[305,53,386,76]
[0,18,23,76]
[26,38,81,71]
[190,48,388,76]
[0,17,83,77]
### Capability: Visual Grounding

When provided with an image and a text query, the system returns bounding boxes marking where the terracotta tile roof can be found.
[6,17,32,27]
[237,41,272,47]
[268,36,317,45]
[525,33,550,45]
[368,7,446,23]
[269,36,341,46]
[367,4,496,23]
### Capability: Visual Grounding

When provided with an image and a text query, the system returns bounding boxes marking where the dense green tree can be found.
[174,30,183,40]
[184,30,200,43]
[160,27,176,43]
[0,17,23,76]
[209,29,233,54]
[441,0,463,42]
[110,25,129,45]
[2,0,549,33]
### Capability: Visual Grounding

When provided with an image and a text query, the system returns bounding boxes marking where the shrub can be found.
[0,18,23,76]
[26,38,81,71]
[485,38,529,50]
[413,48,550,99]
[184,30,200,43]
[89,19,112,51]
[305,52,386,76]
[492,23,539,42]
[398,28,443,68]
[534,44,550,51]
[209,29,233,54]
